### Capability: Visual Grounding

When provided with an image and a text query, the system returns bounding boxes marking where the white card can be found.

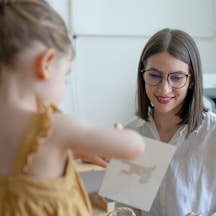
[99,136,176,212]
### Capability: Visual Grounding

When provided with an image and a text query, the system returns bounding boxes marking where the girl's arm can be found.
[73,122,124,168]
[52,113,145,161]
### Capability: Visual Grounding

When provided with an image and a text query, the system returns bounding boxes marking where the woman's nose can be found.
[156,77,172,93]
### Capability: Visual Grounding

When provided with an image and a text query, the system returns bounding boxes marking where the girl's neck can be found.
[0,70,41,113]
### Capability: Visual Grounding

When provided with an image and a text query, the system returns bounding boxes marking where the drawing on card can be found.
[120,161,156,184]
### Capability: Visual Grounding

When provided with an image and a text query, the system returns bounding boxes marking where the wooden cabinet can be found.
[75,160,107,216]
[92,207,107,216]
[75,159,105,173]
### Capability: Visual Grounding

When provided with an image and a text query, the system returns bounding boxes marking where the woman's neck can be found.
[152,110,182,142]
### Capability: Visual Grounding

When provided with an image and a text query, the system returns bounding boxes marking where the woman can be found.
[126,28,216,216]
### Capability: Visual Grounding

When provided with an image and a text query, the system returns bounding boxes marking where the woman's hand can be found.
[114,122,124,130]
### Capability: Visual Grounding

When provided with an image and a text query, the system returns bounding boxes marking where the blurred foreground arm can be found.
[75,123,126,168]
[56,115,145,164]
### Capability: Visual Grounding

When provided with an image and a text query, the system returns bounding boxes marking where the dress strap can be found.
[11,103,60,176]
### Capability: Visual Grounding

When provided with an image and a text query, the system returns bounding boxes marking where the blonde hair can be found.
[0,0,71,67]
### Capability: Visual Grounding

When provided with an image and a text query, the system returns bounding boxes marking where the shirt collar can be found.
[146,113,188,143]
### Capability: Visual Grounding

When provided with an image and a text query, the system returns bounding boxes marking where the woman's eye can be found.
[149,73,162,80]
[170,74,184,81]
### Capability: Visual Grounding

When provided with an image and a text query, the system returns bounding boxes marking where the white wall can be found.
[66,0,216,126]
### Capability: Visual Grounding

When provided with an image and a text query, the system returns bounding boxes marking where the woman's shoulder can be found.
[203,110,216,122]
[201,111,216,131]
[125,116,146,129]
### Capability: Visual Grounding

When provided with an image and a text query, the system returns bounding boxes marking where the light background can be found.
[50,0,216,192]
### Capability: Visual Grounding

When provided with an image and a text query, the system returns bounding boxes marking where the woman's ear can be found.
[35,49,56,80]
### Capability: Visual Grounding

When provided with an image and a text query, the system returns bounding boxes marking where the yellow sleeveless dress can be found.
[0,105,92,216]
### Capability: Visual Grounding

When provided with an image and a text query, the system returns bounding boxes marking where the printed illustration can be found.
[120,161,156,184]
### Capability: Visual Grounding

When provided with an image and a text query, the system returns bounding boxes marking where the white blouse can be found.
[125,111,216,216]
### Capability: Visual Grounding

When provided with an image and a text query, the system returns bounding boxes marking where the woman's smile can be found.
[155,95,175,104]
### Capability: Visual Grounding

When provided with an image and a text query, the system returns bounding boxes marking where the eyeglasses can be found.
[141,69,192,89]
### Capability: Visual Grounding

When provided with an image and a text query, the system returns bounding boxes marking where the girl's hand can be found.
[73,151,109,168]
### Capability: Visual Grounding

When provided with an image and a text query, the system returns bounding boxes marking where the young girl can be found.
[0,0,145,215]
[123,28,216,216]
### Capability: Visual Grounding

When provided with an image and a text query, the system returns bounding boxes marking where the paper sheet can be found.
[99,136,176,212]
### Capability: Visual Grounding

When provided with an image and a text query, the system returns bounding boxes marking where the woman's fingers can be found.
[114,123,123,130]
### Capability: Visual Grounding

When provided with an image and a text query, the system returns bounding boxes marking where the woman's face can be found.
[144,52,191,115]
